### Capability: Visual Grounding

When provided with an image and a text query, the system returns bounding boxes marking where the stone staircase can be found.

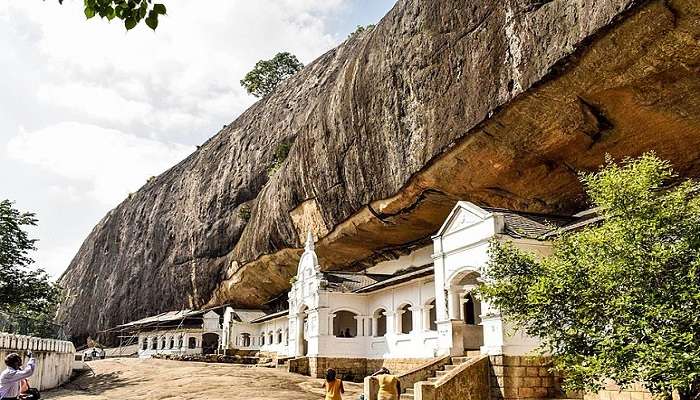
[401,355,474,400]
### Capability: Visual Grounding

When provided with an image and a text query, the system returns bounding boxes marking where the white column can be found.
[411,306,422,332]
[355,316,363,337]
[448,288,461,320]
[371,317,377,337]
[423,304,434,330]
[328,313,336,336]
[386,311,396,334]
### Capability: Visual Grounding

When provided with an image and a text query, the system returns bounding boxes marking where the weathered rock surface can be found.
[57,0,700,343]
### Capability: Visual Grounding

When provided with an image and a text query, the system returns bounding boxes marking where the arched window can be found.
[260,334,265,346]
[374,309,387,337]
[178,335,183,348]
[464,294,476,325]
[399,304,413,334]
[428,299,437,331]
[284,328,289,345]
[151,337,157,350]
[169,337,175,349]
[242,333,251,347]
[268,331,274,345]
[161,337,166,349]
[277,330,283,344]
[333,310,358,338]
[188,337,197,349]
[142,338,148,351]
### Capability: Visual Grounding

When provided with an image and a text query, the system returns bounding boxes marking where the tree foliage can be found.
[349,24,375,38]
[0,200,62,336]
[480,154,700,400]
[57,0,167,30]
[240,52,304,98]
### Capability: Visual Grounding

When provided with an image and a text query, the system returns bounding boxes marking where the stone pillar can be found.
[354,316,363,337]
[411,306,423,333]
[394,310,405,334]
[448,288,462,320]
[386,311,396,335]
[328,313,336,336]
[423,304,434,330]
[371,317,377,337]
[295,312,305,356]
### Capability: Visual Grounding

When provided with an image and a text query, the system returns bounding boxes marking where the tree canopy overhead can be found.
[58,0,167,30]
[240,52,304,98]
[480,154,700,400]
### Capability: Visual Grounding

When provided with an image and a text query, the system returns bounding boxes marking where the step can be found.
[404,388,414,394]
[444,364,458,371]
[427,377,439,383]
[435,370,448,377]
[403,394,414,400]
[451,356,471,365]
[464,349,482,357]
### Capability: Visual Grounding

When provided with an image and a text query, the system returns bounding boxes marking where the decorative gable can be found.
[436,201,491,236]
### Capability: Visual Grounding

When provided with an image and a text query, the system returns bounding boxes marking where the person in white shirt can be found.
[0,352,36,400]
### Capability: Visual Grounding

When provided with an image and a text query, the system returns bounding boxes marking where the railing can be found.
[0,311,67,340]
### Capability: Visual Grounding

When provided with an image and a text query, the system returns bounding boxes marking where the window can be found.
[428,299,437,331]
[188,337,197,349]
[178,336,183,348]
[268,332,274,345]
[284,328,289,345]
[333,311,358,338]
[399,304,413,334]
[374,309,387,337]
[277,330,283,344]
[151,338,157,350]
[161,337,166,349]
[142,339,147,351]
[169,338,175,349]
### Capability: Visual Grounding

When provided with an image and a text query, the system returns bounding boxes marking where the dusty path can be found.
[45,358,363,400]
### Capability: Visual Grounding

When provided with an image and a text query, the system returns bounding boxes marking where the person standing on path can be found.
[371,368,401,400]
[323,368,344,400]
[0,352,36,400]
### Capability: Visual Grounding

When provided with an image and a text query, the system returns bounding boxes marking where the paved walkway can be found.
[45,358,363,400]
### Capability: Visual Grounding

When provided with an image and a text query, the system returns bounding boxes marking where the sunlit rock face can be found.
[57,0,700,344]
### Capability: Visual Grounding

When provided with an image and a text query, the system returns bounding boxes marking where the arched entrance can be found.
[202,333,219,355]
[447,269,483,351]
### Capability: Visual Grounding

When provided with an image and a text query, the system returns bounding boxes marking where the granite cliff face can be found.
[57,0,700,343]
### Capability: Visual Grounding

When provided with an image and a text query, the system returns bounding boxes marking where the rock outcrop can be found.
[57,0,700,343]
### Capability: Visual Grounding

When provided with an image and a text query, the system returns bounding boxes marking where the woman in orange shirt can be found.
[323,368,345,400]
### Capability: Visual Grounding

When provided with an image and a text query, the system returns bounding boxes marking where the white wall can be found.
[0,333,75,391]
[137,330,204,358]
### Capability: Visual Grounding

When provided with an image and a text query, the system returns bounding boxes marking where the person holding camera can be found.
[0,351,36,400]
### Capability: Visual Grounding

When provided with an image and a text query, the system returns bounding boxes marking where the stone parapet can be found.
[488,355,571,400]
[0,332,76,391]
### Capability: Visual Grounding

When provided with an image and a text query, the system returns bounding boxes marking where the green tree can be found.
[480,154,700,400]
[240,52,304,98]
[57,0,167,30]
[0,200,62,337]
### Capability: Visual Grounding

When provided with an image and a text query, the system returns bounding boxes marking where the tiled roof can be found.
[230,309,268,323]
[483,207,574,239]
[321,264,434,294]
[320,272,389,293]
[249,310,289,324]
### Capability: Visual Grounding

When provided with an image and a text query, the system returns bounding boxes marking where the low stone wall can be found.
[489,355,567,400]
[584,381,653,400]
[416,356,490,400]
[289,357,310,376]
[300,357,433,382]
[0,333,75,391]
[364,356,451,400]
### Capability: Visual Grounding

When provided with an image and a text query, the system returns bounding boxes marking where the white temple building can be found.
[221,201,574,363]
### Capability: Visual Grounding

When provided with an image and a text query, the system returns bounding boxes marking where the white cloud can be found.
[6,122,194,206]
[0,0,396,279]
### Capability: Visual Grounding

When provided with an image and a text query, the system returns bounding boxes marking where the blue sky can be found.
[0,0,397,278]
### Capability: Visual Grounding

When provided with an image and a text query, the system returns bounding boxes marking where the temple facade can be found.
[221,201,574,365]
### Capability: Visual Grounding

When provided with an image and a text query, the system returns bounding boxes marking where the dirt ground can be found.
[44,358,363,400]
